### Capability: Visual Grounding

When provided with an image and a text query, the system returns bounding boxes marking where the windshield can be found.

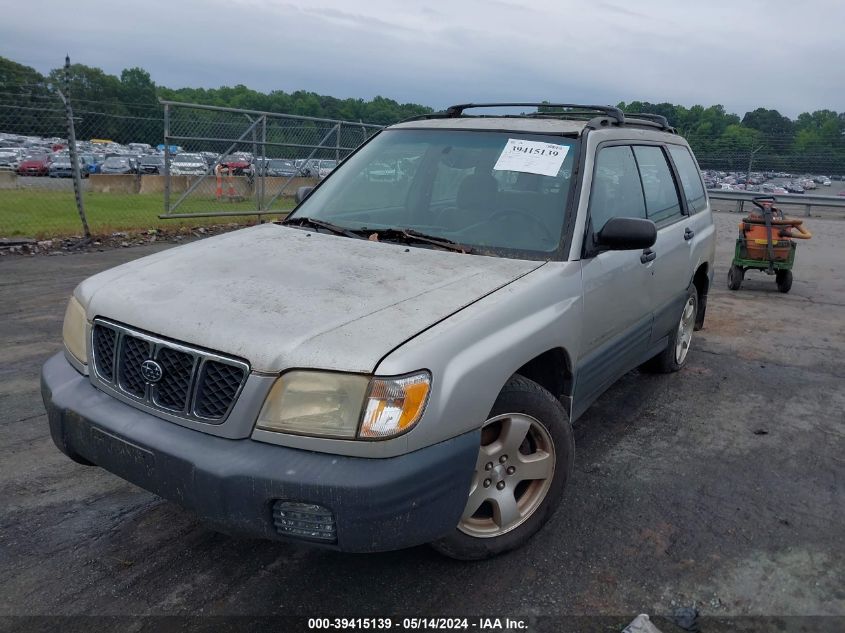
[174,154,203,163]
[103,158,128,166]
[289,129,578,257]
[141,156,164,165]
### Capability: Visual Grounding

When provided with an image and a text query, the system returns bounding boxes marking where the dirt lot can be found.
[1,213,843,628]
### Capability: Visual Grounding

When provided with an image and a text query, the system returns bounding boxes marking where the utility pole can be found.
[746,145,764,187]
[58,55,91,240]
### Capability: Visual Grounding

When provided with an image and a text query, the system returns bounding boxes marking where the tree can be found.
[0,56,60,137]
[742,108,794,138]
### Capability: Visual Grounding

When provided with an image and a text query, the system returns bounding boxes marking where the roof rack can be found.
[398,103,677,134]
[443,103,625,125]
[624,112,674,131]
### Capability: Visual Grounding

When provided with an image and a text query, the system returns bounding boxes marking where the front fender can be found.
[376,261,583,453]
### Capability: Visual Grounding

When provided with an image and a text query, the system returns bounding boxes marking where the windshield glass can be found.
[290,129,578,256]
[174,154,203,163]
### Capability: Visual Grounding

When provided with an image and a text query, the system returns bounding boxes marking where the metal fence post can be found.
[60,56,91,241]
[336,123,341,164]
[260,115,267,213]
[163,103,171,213]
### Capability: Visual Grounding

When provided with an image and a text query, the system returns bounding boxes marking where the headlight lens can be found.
[256,371,370,438]
[359,372,430,439]
[62,295,88,365]
[255,370,431,440]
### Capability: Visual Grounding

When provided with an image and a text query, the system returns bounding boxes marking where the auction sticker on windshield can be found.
[493,138,569,177]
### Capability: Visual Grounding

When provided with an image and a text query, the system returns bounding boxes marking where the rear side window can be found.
[589,146,646,234]
[633,146,682,224]
[668,145,707,213]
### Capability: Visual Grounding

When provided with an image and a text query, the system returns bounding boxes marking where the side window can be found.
[668,145,707,213]
[589,146,646,234]
[632,146,682,224]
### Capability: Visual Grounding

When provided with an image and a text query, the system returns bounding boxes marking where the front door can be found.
[575,144,654,418]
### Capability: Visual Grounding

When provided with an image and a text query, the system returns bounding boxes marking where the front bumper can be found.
[41,353,477,552]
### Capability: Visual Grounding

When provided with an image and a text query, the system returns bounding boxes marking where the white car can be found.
[170,153,208,176]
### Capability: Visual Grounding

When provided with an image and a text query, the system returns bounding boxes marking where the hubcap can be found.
[458,413,555,538]
[675,297,696,365]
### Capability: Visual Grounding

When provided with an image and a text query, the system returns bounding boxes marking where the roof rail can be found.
[443,103,625,126]
[624,112,674,131]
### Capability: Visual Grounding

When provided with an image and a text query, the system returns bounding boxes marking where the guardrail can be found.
[707,189,845,216]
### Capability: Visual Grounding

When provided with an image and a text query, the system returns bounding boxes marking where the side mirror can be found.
[295,186,314,204]
[595,217,657,251]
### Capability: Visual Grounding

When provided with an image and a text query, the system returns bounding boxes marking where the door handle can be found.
[684,227,695,241]
[640,248,656,264]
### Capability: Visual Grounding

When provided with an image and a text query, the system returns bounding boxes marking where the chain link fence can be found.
[161,101,381,219]
[0,65,381,240]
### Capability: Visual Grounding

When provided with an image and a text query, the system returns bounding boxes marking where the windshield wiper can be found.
[283,216,363,239]
[367,228,472,254]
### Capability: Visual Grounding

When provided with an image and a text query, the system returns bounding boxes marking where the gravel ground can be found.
[0,212,843,630]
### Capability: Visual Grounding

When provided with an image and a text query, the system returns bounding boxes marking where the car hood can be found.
[78,224,544,373]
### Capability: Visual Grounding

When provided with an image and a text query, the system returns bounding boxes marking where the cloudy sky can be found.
[2,0,843,118]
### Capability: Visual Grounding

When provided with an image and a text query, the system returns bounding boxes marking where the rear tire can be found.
[727,265,743,291]
[641,284,698,374]
[776,269,793,293]
[430,375,573,560]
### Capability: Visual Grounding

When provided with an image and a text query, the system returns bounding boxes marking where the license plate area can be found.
[90,427,156,479]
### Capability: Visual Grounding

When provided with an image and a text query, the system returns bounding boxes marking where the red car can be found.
[17,155,52,177]
[219,154,252,175]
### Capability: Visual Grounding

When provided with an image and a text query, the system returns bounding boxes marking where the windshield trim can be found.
[285,128,581,262]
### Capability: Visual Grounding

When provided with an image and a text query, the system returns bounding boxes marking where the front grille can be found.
[91,319,249,423]
[195,361,246,418]
[92,326,117,380]
[153,347,196,411]
[119,336,151,398]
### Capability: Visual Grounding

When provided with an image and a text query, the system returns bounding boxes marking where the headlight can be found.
[62,295,88,365]
[256,370,431,440]
[256,371,370,438]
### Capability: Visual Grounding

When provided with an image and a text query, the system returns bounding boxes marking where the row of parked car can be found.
[701,169,844,194]
[0,132,338,179]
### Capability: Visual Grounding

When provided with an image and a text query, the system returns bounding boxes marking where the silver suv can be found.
[43,103,715,560]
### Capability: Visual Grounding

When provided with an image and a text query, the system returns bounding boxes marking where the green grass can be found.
[0,190,295,238]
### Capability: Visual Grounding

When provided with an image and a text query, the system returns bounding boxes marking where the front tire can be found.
[430,375,573,560]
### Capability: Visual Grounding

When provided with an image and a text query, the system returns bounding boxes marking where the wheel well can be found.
[692,263,709,329]
[693,263,709,298]
[514,348,573,408]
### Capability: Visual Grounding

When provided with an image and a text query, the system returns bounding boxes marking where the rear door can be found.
[575,144,654,417]
[631,145,689,344]
[667,143,716,291]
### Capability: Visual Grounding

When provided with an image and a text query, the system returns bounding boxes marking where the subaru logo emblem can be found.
[140,359,163,384]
